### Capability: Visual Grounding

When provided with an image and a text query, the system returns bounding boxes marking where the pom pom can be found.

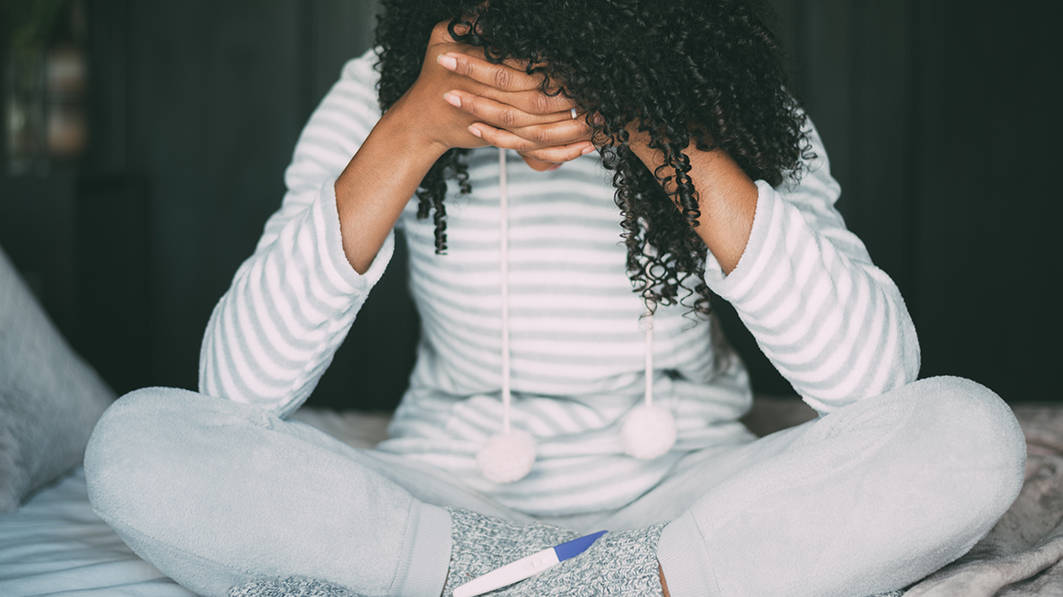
[621,403,677,460]
[477,429,537,483]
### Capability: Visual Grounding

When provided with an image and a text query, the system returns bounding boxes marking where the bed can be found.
[1,399,1061,596]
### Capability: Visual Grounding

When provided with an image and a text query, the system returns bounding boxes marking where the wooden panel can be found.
[73,174,152,394]
[730,0,864,396]
[124,0,212,387]
[6,0,1054,409]
[124,0,305,388]
[0,175,79,335]
[299,0,421,411]
[842,1,917,296]
[913,1,1059,402]
[117,0,408,409]
[303,0,381,110]
[763,0,802,91]
[84,0,129,174]
[794,0,854,186]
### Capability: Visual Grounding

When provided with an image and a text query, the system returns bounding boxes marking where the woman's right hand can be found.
[392,20,594,167]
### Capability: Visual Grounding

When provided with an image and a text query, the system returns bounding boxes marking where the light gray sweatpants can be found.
[83,376,1026,597]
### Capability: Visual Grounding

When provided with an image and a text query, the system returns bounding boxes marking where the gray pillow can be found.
[0,244,115,512]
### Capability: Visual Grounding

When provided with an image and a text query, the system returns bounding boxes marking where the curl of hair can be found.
[374,0,815,318]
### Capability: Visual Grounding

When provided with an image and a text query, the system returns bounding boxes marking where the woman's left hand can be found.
[435,49,600,170]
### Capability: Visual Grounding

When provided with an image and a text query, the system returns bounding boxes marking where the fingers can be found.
[436,51,543,92]
[519,142,599,164]
[451,82,578,116]
[443,89,587,131]
[437,52,577,114]
[468,121,596,158]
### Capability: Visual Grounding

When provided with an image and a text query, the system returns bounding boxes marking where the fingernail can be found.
[581,145,595,155]
[548,163,562,171]
[443,92,461,108]
[437,54,457,70]
[467,125,482,138]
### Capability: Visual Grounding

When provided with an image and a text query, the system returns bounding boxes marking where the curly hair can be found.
[374,0,814,319]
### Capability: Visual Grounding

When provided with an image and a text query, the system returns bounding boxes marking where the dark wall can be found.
[736,1,1059,404]
[1,0,1057,411]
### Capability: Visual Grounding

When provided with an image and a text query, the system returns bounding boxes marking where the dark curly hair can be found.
[373,0,814,319]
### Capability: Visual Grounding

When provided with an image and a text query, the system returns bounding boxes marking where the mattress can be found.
[0,408,390,597]
[1,401,1060,596]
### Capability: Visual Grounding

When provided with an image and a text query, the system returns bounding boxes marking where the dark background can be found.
[1,0,1057,411]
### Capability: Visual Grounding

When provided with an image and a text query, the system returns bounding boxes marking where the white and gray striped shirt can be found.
[199,47,921,516]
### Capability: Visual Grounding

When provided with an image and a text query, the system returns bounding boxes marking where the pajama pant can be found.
[83,377,1026,597]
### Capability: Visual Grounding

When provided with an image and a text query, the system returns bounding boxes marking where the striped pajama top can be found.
[198,46,921,517]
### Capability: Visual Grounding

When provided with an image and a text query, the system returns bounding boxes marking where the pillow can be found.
[0,244,115,512]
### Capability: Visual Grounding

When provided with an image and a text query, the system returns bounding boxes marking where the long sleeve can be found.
[198,47,397,418]
[702,116,921,413]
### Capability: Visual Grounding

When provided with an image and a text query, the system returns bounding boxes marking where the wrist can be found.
[382,92,451,158]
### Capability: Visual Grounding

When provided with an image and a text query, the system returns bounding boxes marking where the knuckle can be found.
[532,129,551,146]
[493,68,512,89]
[499,109,518,128]
[531,94,551,114]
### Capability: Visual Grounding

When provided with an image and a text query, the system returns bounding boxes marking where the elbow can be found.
[847,279,922,400]
[801,288,922,413]
[197,301,225,398]
[197,297,296,413]
[876,285,921,393]
[897,301,922,386]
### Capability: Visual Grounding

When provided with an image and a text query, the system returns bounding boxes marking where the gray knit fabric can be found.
[441,506,664,596]
[225,505,912,597]
[226,573,906,597]
[228,575,358,597]
[226,508,581,597]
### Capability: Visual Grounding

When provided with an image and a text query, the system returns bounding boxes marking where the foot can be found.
[228,575,358,596]
[442,507,665,596]
[226,507,667,597]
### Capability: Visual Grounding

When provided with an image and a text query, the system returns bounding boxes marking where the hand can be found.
[391,20,594,170]
[432,43,599,170]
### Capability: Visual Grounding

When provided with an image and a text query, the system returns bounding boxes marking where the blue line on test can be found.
[553,530,608,561]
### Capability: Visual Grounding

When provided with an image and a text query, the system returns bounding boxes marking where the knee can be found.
[84,387,185,520]
[912,376,1027,522]
[83,386,271,522]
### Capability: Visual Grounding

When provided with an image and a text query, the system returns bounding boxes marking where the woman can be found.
[84,1,1026,595]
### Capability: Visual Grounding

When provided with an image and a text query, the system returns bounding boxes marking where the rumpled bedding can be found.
[901,404,1063,596]
[0,400,1059,596]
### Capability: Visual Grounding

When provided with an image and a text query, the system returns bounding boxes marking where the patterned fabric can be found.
[225,505,912,597]
[228,575,358,597]
[441,506,665,596]
[442,507,665,596]
[199,44,919,516]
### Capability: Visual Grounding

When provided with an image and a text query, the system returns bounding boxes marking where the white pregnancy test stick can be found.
[453,530,607,597]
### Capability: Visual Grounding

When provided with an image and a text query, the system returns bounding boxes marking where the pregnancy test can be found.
[452,530,608,597]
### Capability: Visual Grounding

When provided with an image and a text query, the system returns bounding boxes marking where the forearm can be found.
[336,102,449,274]
[625,121,919,409]
[625,126,758,276]
[200,54,447,414]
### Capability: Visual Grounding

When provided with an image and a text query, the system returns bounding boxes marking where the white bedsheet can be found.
[2,402,1060,596]
[0,466,193,596]
[0,407,390,597]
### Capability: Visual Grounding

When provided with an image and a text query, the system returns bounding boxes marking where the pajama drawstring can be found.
[475,147,677,484]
